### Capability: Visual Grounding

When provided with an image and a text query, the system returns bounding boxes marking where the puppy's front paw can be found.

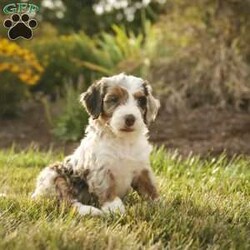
[101,197,125,214]
[73,202,103,216]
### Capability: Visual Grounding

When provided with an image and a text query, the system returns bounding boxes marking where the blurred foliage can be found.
[0,39,43,85]
[39,0,165,35]
[149,0,250,112]
[28,33,97,94]
[0,39,43,117]
[75,23,163,77]
[0,0,250,141]
[51,84,89,141]
[28,23,162,94]
[40,0,97,35]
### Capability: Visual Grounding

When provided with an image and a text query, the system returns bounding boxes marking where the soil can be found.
[0,102,250,157]
[150,107,250,157]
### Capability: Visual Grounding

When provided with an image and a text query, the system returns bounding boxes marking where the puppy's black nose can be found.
[125,114,135,127]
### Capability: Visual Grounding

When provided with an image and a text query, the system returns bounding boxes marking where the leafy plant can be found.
[29,22,163,97]
[52,84,89,141]
[0,38,43,116]
[76,23,163,78]
[148,0,250,112]
[29,33,98,94]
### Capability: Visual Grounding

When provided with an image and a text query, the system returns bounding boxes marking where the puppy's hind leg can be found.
[55,176,103,216]
[31,165,59,199]
[31,162,73,199]
[32,163,103,216]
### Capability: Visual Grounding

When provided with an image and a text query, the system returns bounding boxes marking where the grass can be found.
[0,147,249,250]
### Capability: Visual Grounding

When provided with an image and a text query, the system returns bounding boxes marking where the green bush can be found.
[77,23,163,78]
[29,33,98,94]
[0,38,43,117]
[148,0,250,112]
[28,23,161,95]
[51,85,89,141]
[0,73,26,117]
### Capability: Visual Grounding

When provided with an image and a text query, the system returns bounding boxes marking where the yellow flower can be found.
[26,75,40,85]
[10,65,20,74]
[0,39,43,86]
[0,63,9,71]
[19,72,29,81]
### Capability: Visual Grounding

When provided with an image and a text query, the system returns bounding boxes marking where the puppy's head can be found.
[81,73,160,136]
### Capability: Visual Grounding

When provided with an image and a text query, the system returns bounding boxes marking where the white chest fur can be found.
[71,127,152,197]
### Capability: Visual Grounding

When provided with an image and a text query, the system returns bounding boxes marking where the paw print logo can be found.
[3,13,38,40]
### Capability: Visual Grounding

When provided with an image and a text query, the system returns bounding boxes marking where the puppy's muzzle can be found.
[120,114,136,132]
[125,114,135,127]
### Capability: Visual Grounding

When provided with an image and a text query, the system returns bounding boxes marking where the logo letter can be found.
[17,3,28,13]
[28,4,39,14]
[3,4,16,14]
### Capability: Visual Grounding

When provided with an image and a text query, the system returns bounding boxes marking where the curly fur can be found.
[32,73,160,216]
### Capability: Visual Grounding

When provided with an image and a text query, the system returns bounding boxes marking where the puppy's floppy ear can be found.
[80,80,105,119]
[143,81,160,124]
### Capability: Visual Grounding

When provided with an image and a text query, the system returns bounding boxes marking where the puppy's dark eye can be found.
[105,95,119,104]
[137,96,147,108]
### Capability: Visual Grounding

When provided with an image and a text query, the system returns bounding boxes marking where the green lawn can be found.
[0,147,249,250]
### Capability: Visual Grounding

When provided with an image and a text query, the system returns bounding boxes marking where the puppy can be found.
[32,73,160,216]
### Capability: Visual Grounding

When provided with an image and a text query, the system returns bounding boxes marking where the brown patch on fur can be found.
[83,169,90,179]
[133,91,148,124]
[109,86,129,103]
[133,91,145,99]
[103,86,128,115]
[99,86,129,124]
[132,169,158,200]
[55,176,74,205]
[51,162,96,205]
[98,170,117,204]
[50,162,73,176]
[99,113,111,124]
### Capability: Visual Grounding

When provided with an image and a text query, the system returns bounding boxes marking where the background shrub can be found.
[0,39,43,117]
[28,34,98,94]
[28,23,162,96]
[1,0,250,142]
[148,0,250,112]
[51,84,89,141]
[77,23,162,78]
